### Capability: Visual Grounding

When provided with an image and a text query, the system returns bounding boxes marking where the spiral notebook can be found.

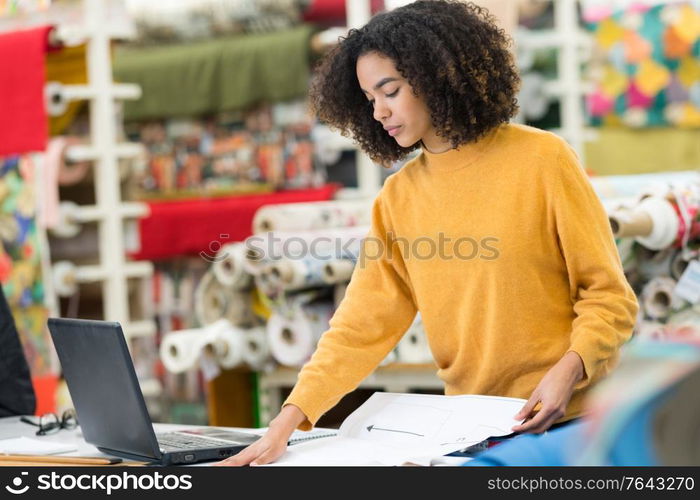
[288,428,337,445]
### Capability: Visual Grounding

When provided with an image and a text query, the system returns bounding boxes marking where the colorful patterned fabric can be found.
[0,154,52,376]
[584,1,700,127]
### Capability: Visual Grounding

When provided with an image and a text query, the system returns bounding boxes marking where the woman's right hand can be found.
[214,404,307,466]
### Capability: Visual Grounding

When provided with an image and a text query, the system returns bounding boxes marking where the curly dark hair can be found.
[309,0,520,163]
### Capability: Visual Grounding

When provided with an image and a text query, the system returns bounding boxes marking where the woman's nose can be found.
[373,101,390,122]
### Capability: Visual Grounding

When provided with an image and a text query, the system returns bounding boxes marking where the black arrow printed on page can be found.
[366,425,424,437]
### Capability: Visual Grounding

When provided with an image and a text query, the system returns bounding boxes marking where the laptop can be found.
[47,317,260,465]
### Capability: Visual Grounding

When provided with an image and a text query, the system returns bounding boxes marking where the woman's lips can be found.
[386,125,402,137]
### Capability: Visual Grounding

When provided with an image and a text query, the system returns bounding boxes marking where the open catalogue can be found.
[267,392,526,466]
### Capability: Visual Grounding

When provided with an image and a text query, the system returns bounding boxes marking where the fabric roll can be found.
[46,44,88,136]
[641,276,684,320]
[252,199,372,234]
[223,288,257,327]
[0,25,52,156]
[44,82,70,117]
[245,225,366,265]
[395,314,433,364]
[207,323,246,369]
[670,251,694,280]
[608,207,653,238]
[51,261,78,297]
[609,196,679,250]
[321,258,355,284]
[267,300,334,367]
[241,327,271,370]
[160,323,221,373]
[253,272,280,302]
[195,270,256,326]
[48,201,82,238]
[262,253,358,292]
[264,256,327,291]
[194,271,227,325]
[634,246,676,282]
[212,242,252,289]
[114,25,316,121]
[131,185,339,261]
[160,319,238,373]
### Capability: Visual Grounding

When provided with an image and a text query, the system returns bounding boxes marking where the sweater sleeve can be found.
[283,189,418,430]
[550,140,639,388]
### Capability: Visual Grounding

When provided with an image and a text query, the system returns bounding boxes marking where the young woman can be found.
[219,0,638,466]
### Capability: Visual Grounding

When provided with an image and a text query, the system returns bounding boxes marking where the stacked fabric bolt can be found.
[160,242,269,373]
[246,199,374,367]
[159,198,378,373]
[600,172,700,341]
[160,318,270,373]
[126,100,317,195]
[152,261,210,401]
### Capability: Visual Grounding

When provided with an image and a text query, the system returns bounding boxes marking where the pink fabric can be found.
[587,92,614,116]
[582,5,613,23]
[626,81,653,109]
[39,137,66,229]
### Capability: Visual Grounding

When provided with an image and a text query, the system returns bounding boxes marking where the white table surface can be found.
[0,415,267,465]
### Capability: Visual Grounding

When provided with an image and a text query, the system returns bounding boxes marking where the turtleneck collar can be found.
[421,125,503,172]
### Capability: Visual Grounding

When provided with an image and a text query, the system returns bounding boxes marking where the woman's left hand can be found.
[511,351,585,434]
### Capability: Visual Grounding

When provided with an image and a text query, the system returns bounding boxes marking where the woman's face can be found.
[356,51,450,153]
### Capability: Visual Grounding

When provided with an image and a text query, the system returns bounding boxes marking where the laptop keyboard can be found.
[156,433,227,450]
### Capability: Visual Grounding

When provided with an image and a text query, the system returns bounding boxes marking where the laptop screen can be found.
[48,318,162,460]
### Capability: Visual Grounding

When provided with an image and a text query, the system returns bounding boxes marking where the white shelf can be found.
[67,202,149,223]
[44,0,155,348]
[65,142,144,162]
[124,320,158,339]
[47,83,142,102]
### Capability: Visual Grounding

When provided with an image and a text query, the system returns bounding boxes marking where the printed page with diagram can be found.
[266,392,526,466]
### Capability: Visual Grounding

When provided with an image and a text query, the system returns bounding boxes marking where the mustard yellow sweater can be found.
[285,123,638,430]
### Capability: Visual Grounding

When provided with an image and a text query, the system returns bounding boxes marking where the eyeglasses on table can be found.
[20,409,78,436]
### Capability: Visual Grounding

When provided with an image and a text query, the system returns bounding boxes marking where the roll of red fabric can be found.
[302,0,385,26]
[131,184,341,261]
[0,25,53,157]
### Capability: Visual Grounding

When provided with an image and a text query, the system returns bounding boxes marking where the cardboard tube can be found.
[269,260,295,284]
[322,259,355,284]
[194,271,227,326]
[609,209,654,238]
[671,252,693,281]
[212,242,251,289]
[642,277,683,321]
